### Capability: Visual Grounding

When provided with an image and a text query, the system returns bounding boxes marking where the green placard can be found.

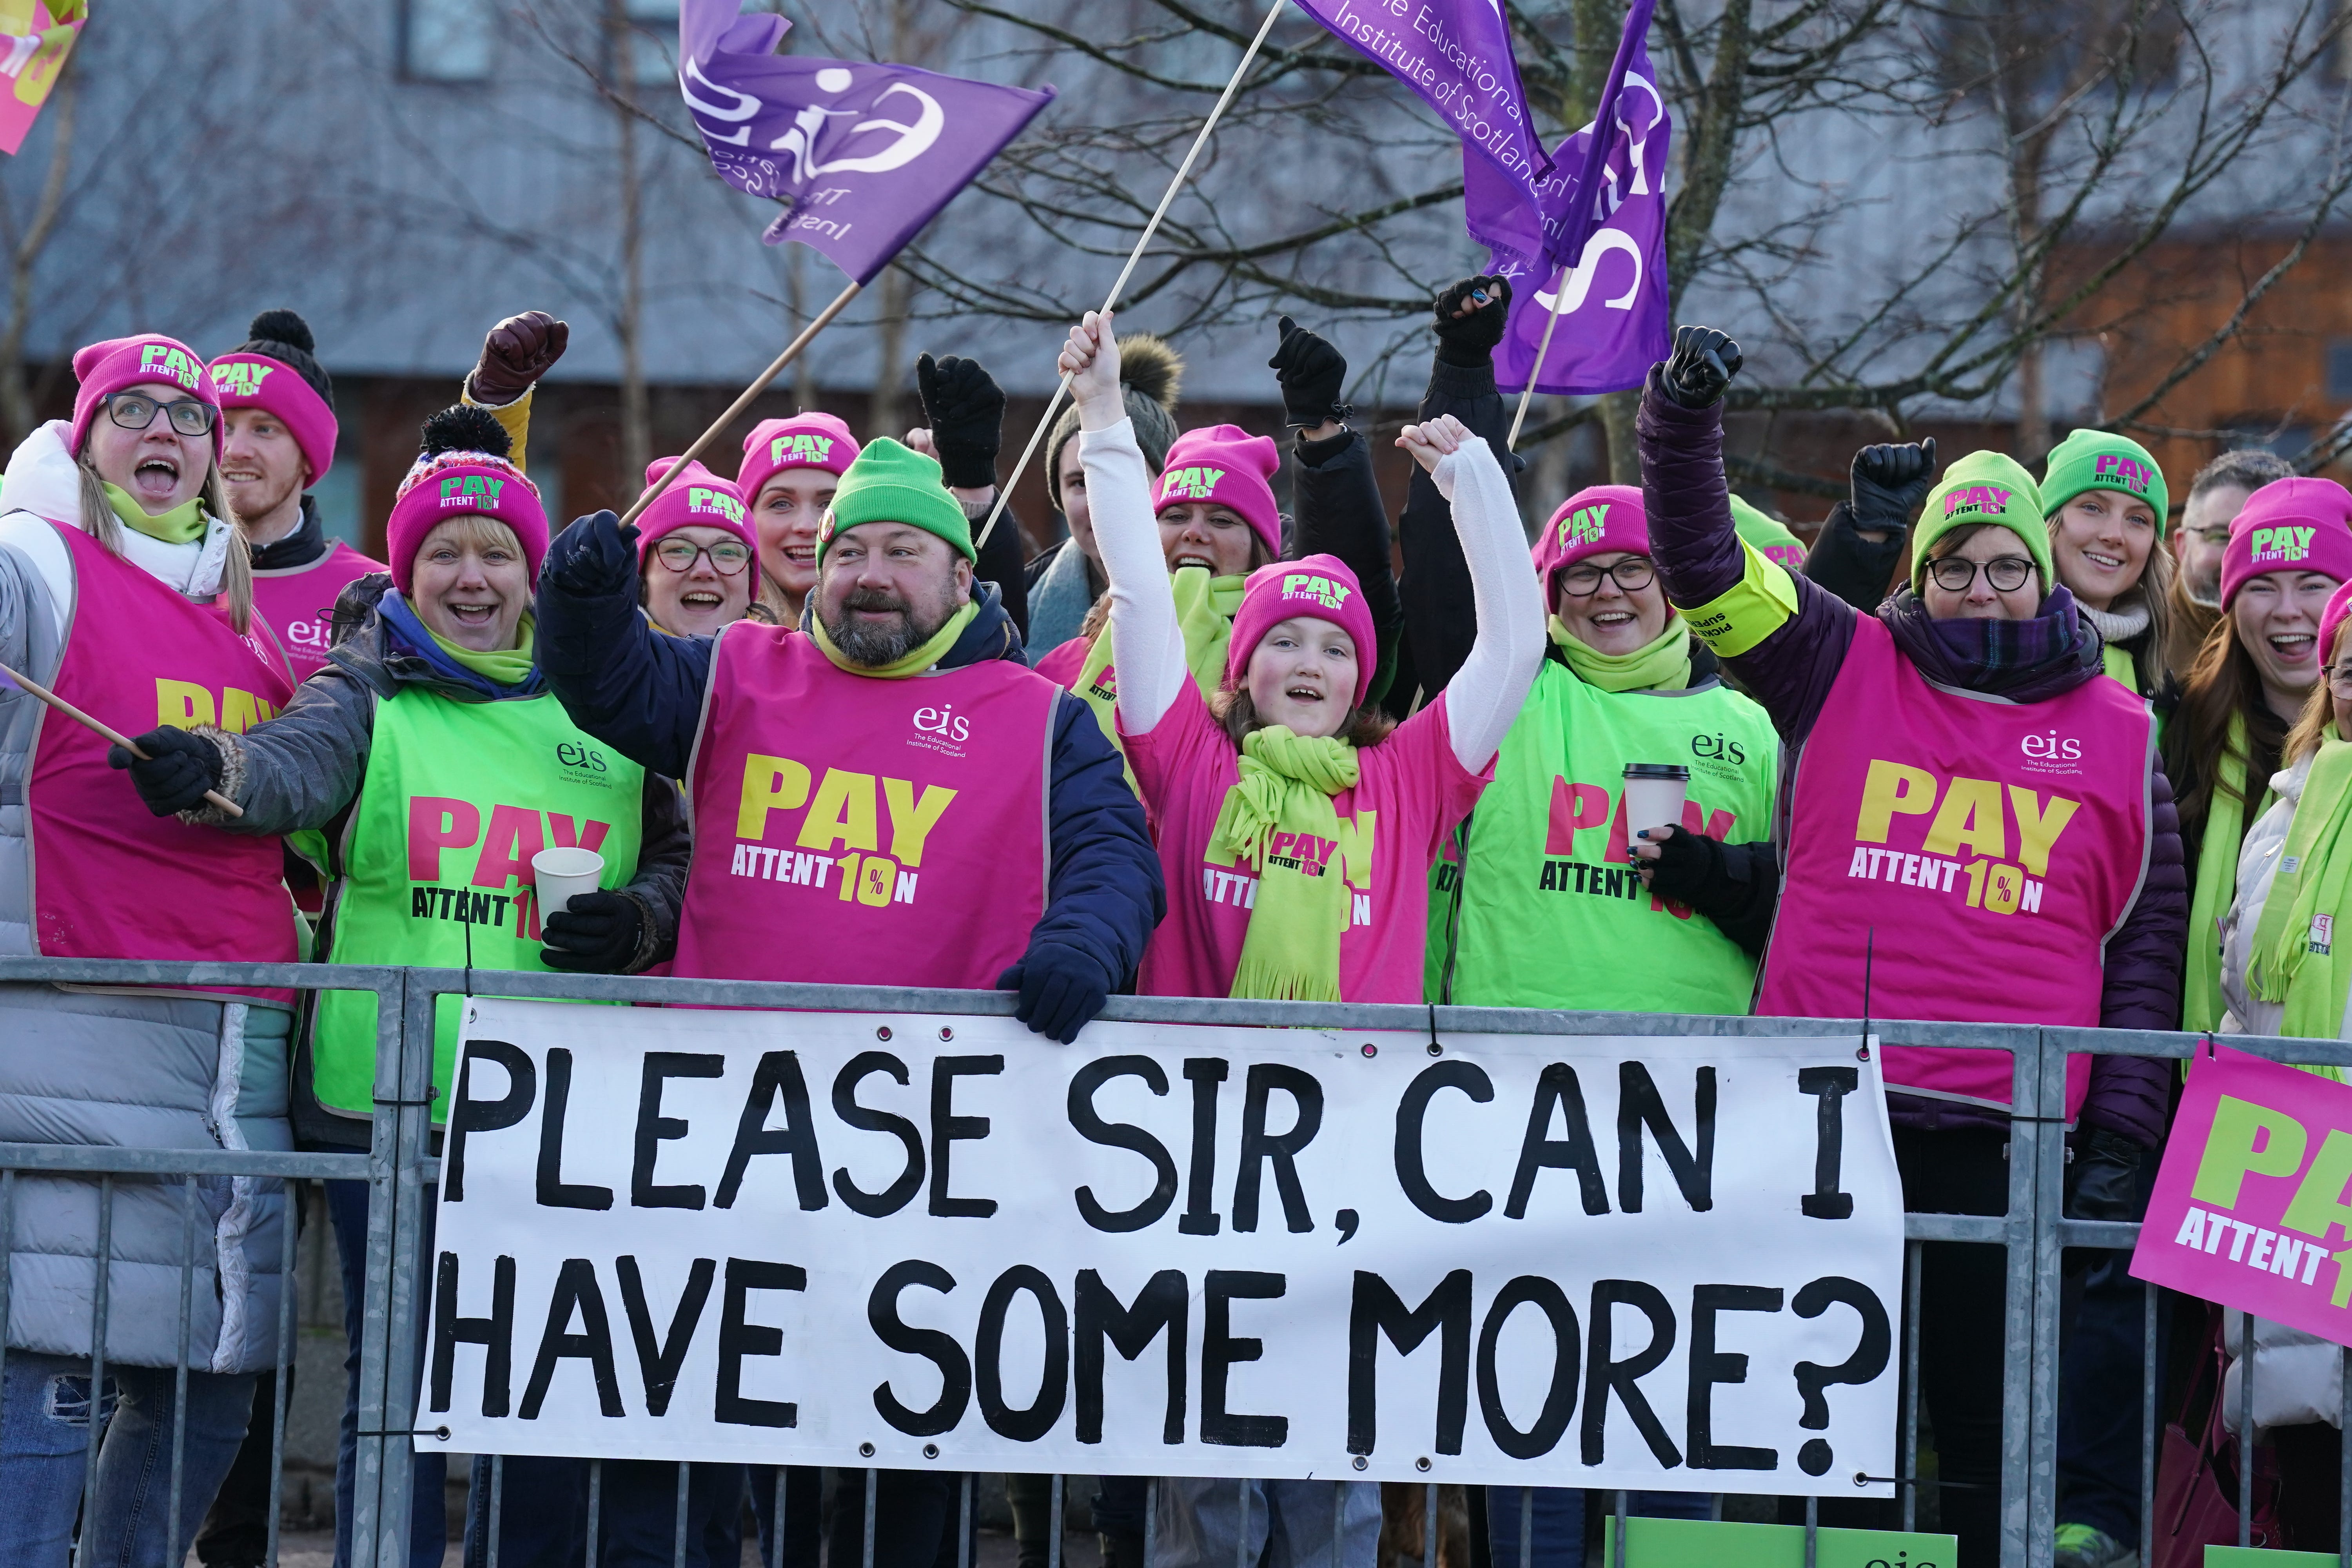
[2205,1548,2342,1564]
[1600,1517,1958,1567]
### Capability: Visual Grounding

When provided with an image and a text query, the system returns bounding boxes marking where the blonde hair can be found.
[75,448,252,634]
[2288,618,2350,764]
[412,513,524,563]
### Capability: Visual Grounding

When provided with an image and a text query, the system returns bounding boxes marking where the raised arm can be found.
[1399,276,1515,702]
[1799,440,1940,612]
[1640,326,1860,744]
[1064,313,1188,736]
[1396,416,1544,772]
[1273,316,1403,705]
[534,510,718,779]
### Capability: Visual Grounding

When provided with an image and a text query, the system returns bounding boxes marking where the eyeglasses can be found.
[1559,558,1656,596]
[1926,555,2035,593]
[652,538,753,576]
[104,392,217,438]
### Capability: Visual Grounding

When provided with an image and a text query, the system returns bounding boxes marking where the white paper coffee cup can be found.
[532,846,605,916]
[1622,763,1690,839]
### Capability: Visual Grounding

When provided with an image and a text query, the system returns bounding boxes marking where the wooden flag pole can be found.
[0,660,242,818]
[616,278,866,530]
[1506,265,1572,449]
[973,0,1292,554]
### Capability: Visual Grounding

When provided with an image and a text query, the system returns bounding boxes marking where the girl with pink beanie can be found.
[1061,310,1543,1003]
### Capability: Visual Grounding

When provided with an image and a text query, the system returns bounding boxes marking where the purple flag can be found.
[679,0,1053,285]
[1293,0,1552,221]
[1465,0,1670,396]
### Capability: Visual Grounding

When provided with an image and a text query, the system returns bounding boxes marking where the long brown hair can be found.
[75,447,253,633]
[2170,609,2291,835]
[1214,686,1395,750]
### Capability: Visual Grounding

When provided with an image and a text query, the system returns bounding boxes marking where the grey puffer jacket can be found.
[0,420,292,1373]
[188,572,693,1149]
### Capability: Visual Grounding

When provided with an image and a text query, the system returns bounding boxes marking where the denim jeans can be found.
[1484,1488,1712,1568]
[326,1177,447,1568]
[463,1455,745,1567]
[1151,1477,1383,1568]
[0,1351,257,1567]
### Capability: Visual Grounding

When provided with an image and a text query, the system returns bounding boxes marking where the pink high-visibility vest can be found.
[675,622,1056,987]
[1759,615,2155,1120]
[252,539,385,681]
[26,522,298,1003]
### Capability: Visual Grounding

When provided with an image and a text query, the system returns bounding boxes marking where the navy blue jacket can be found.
[533,531,1164,993]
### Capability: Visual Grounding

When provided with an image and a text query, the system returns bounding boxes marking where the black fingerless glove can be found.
[1432,275,1510,367]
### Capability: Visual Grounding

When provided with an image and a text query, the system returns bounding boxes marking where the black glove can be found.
[543,510,640,599]
[2065,1127,2144,1223]
[1267,315,1349,428]
[996,944,1113,1045]
[541,889,645,974]
[1850,438,1940,534]
[915,352,1005,490]
[1432,275,1510,367]
[108,727,222,817]
[1661,324,1742,409]
[1636,823,1727,901]
[469,311,570,406]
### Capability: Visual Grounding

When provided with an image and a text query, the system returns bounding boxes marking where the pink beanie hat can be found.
[208,352,337,485]
[70,335,221,459]
[737,412,860,506]
[2321,580,2352,676]
[2220,477,2352,608]
[1531,484,1648,598]
[385,434,548,596]
[635,457,757,560]
[1155,424,1283,562]
[1223,553,1379,708]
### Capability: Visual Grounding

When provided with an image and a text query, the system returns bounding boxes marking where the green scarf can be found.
[2185,713,2270,1032]
[2248,737,2352,1044]
[1551,615,1691,693]
[810,600,978,678]
[102,483,207,545]
[1207,726,1360,1002]
[1175,568,1247,694]
[426,615,538,687]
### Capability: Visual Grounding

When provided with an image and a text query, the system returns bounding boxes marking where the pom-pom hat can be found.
[210,309,338,485]
[384,406,548,594]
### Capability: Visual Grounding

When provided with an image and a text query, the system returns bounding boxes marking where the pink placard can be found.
[2131,1041,2352,1346]
[0,4,80,158]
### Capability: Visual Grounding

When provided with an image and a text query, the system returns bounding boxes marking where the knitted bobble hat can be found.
[209,309,338,484]
[384,406,548,593]
[1047,334,1183,512]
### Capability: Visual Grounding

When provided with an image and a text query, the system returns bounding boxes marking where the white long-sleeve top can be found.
[1083,416,1542,766]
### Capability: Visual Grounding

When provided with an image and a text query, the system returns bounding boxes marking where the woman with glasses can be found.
[111,403,692,1568]
[1640,326,2185,1568]
[2169,479,2352,1034]
[0,334,299,1564]
[634,457,759,636]
[1425,481,1780,1014]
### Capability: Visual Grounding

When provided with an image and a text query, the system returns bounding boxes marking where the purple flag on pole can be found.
[1291,0,1552,219]
[679,0,1053,285]
[1465,0,1669,396]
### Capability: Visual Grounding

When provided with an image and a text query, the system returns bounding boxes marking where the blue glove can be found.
[108,726,222,817]
[996,944,1112,1045]
[543,509,641,599]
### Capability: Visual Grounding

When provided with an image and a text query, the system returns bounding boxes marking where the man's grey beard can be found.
[2185,574,2221,610]
[820,591,957,666]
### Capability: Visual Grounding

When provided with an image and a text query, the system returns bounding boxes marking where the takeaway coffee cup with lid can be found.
[1622,763,1690,839]
[532,846,605,916]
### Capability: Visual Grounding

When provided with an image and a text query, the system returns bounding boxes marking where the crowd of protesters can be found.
[0,272,2342,1568]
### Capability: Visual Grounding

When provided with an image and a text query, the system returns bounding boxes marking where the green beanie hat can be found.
[1911,450,2051,592]
[1729,495,1807,571]
[2039,428,2168,529]
[817,437,975,565]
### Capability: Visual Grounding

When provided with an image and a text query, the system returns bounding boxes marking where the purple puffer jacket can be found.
[1637,374,2184,1149]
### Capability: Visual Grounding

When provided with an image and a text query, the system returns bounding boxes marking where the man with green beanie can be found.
[2041,427,2174,693]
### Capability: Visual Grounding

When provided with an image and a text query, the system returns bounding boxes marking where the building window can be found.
[2327,340,2352,401]
[403,0,496,83]
[623,0,679,88]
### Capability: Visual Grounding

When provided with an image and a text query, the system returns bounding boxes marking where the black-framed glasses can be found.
[652,538,753,576]
[1926,554,2035,594]
[1559,557,1656,596]
[104,392,217,438]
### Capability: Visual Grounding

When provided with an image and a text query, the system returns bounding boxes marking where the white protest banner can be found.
[425,1000,1902,1495]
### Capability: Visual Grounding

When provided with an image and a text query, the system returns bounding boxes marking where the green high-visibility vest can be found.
[1427,661,1779,1013]
[310,686,645,1121]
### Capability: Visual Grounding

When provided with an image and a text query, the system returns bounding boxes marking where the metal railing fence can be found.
[2,954,2349,1568]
